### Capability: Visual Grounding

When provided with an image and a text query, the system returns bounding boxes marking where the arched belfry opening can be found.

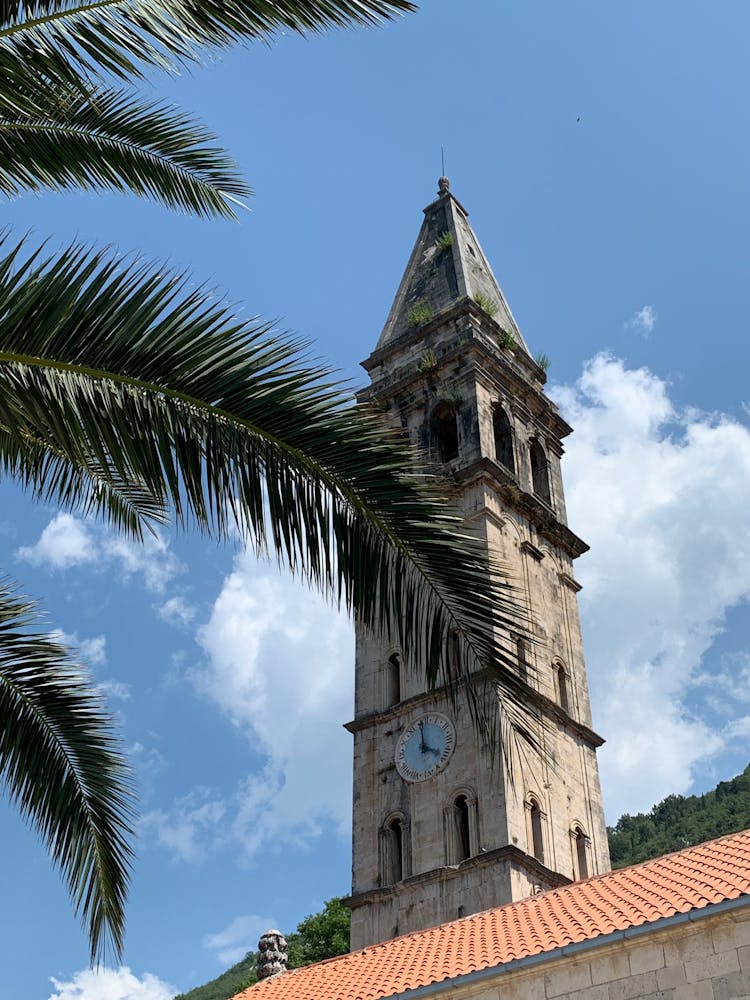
[454,795,471,862]
[492,405,515,474]
[431,403,459,462]
[529,438,551,505]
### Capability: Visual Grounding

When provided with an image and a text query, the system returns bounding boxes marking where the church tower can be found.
[344,179,610,950]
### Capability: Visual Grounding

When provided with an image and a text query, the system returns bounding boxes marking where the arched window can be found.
[573,826,589,880]
[556,664,570,714]
[529,439,551,505]
[528,797,545,863]
[386,653,401,707]
[389,818,403,883]
[380,816,407,885]
[492,406,515,474]
[432,403,459,462]
[444,790,477,864]
[454,795,471,862]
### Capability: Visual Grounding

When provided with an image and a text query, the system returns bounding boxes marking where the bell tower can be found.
[344,180,610,950]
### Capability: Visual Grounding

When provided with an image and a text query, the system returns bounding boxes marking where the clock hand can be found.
[419,720,427,754]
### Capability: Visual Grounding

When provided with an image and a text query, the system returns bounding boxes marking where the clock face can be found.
[395,713,456,782]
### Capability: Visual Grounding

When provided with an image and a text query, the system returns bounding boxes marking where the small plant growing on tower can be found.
[417,349,439,375]
[474,291,498,317]
[435,230,454,253]
[535,352,550,373]
[407,300,433,327]
[497,328,516,351]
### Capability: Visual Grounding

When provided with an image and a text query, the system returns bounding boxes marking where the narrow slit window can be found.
[557,665,570,714]
[388,818,403,883]
[529,800,545,863]
[530,439,551,504]
[575,827,588,879]
[386,653,401,707]
[492,407,515,473]
[516,637,528,678]
[454,795,471,862]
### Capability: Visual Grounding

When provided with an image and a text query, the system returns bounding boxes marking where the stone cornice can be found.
[344,670,605,750]
[342,844,571,912]
[458,458,589,559]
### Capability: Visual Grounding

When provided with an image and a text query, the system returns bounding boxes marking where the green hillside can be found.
[176,765,750,1000]
[607,762,750,868]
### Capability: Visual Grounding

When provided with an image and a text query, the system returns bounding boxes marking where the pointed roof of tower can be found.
[377,178,530,354]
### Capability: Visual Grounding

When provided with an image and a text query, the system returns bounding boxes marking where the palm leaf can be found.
[0,235,543,753]
[0,581,134,961]
[0,82,249,217]
[0,0,416,97]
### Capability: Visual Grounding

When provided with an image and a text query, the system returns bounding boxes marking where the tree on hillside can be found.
[0,0,538,965]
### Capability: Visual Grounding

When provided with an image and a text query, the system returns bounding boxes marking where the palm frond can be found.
[0,425,166,537]
[0,0,416,96]
[0,581,134,961]
[0,235,541,741]
[0,83,249,216]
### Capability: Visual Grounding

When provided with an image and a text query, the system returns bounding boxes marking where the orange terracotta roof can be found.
[235,829,750,1000]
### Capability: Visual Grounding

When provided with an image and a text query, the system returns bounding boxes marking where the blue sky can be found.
[5,2,750,998]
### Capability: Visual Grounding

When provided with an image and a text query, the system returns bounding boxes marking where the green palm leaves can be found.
[0,235,523,686]
[0,584,133,959]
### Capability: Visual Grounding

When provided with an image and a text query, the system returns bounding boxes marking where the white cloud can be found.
[626,304,656,335]
[552,354,750,817]
[47,967,174,1000]
[50,630,107,668]
[157,595,196,626]
[19,513,95,569]
[193,557,354,859]
[103,535,181,595]
[141,787,227,863]
[97,679,131,701]
[18,515,181,594]
[203,914,278,965]
[145,557,353,864]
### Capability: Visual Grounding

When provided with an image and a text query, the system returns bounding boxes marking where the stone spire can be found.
[257,930,287,980]
[376,180,530,354]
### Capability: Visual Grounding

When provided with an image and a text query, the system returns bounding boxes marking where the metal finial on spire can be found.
[438,147,450,196]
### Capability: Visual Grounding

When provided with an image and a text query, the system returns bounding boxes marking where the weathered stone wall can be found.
[438,905,750,1000]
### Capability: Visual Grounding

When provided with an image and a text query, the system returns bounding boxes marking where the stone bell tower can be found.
[344,179,610,951]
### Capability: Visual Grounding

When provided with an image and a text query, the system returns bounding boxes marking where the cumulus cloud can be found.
[626,304,656,335]
[50,630,107,668]
[149,557,354,864]
[141,787,227,863]
[157,595,197,626]
[203,914,278,965]
[552,354,750,817]
[19,513,95,569]
[47,967,174,1000]
[192,558,354,859]
[18,514,181,594]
